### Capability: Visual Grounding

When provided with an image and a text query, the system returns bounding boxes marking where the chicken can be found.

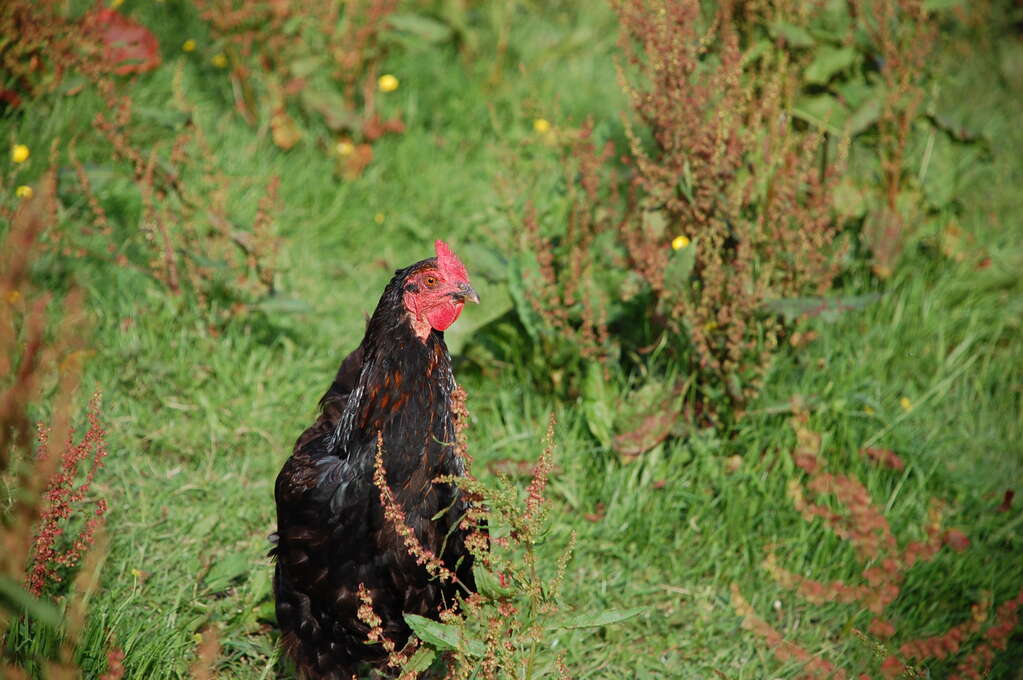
[272,241,481,679]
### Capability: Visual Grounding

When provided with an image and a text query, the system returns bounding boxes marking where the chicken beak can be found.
[457,282,480,304]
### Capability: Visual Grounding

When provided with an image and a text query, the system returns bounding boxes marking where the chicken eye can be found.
[424,275,437,288]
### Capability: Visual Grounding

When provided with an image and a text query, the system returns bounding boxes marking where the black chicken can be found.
[272,241,480,679]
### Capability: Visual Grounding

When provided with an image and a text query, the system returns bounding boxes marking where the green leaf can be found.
[761,294,881,323]
[248,295,314,315]
[134,106,190,129]
[401,646,437,674]
[190,513,219,538]
[582,362,614,447]
[804,46,856,85]
[663,239,696,295]
[835,77,875,110]
[387,13,454,44]
[205,553,250,592]
[0,575,63,628]
[741,39,772,66]
[551,606,645,630]
[300,88,356,131]
[792,94,848,133]
[923,0,963,9]
[506,254,540,342]
[289,56,324,79]
[473,565,512,599]
[769,21,815,48]
[833,179,867,219]
[845,95,882,136]
[404,614,486,656]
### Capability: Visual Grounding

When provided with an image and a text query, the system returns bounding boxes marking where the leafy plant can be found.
[192,0,404,175]
[731,404,1023,678]
[502,0,849,426]
[367,389,642,678]
[0,173,111,679]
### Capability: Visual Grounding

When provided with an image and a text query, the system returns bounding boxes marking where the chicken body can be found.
[272,249,478,679]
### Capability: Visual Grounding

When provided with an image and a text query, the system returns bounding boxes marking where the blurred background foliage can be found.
[1,0,1022,678]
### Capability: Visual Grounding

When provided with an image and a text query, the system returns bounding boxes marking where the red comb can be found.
[434,240,469,282]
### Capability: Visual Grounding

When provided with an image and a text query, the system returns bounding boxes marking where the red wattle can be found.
[427,302,463,331]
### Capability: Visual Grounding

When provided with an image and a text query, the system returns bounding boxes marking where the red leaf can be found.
[868,617,896,638]
[0,89,22,108]
[860,447,905,471]
[942,529,970,553]
[83,6,161,76]
[880,655,905,680]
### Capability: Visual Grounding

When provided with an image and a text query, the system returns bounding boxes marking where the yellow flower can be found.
[374,213,385,225]
[15,185,33,199]
[671,235,690,250]
[899,396,912,412]
[11,144,29,164]
[703,321,718,332]
[864,406,875,415]
[211,53,228,68]
[533,118,551,134]
[378,74,399,93]
[336,140,355,156]
[182,39,196,52]
[6,290,20,304]
[110,0,124,7]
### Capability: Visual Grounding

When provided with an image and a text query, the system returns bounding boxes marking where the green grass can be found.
[3,2,1022,678]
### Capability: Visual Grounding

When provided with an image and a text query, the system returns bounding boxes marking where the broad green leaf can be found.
[404,614,486,656]
[0,575,63,628]
[289,56,323,79]
[134,106,190,129]
[582,362,614,448]
[387,13,454,44]
[761,294,881,323]
[551,606,645,630]
[300,88,356,131]
[473,565,512,599]
[845,96,882,136]
[769,21,815,48]
[804,46,856,85]
[190,513,219,538]
[401,647,437,674]
[664,238,696,292]
[248,295,314,315]
[792,94,848,133]
[506,254,540,342]
[741,39,772,66]
[205,553,250,592]
[835,77,875,110]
